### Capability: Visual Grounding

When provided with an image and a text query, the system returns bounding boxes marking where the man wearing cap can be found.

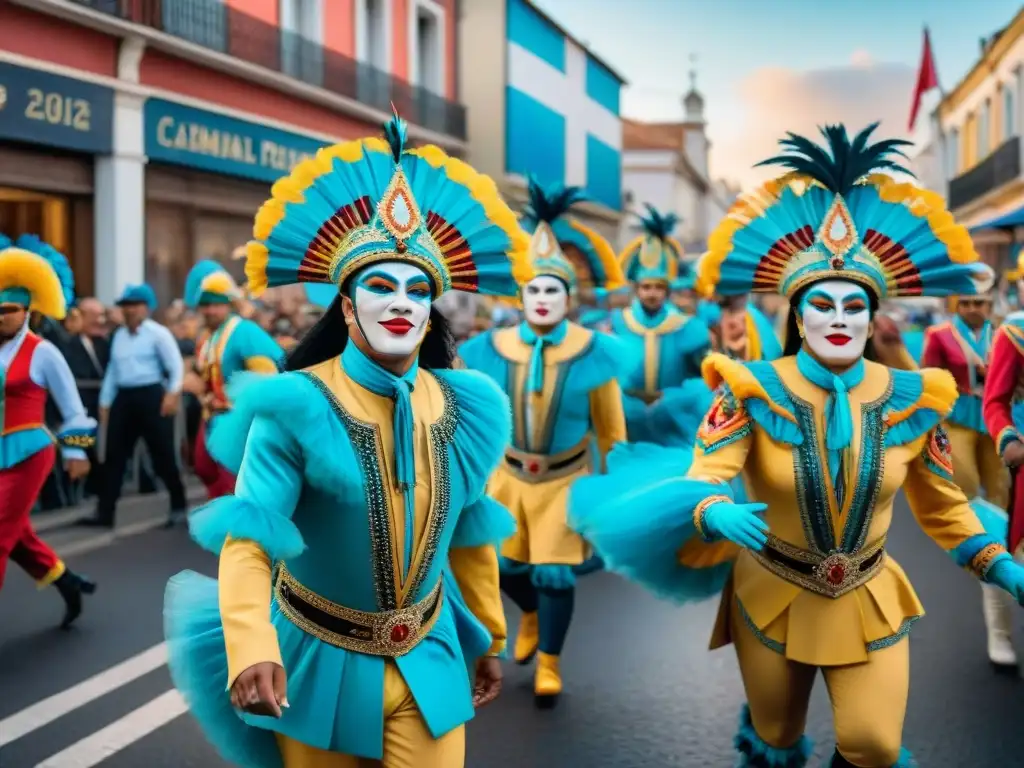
[90,283,186,528]
[0,235,98,627]
[184,261,283,499]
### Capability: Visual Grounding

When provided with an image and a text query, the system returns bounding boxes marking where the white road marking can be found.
[34,689,187,768]
[0,643,168,747]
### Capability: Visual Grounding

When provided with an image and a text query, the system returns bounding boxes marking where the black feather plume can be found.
[638,203,680,241]
[754,122,914,194]
[382,106,407,163]
[523,176,589,224]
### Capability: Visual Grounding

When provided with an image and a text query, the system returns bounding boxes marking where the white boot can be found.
[982,582,1018,666]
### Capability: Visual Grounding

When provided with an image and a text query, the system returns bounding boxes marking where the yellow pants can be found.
[946,423,1009,506]
[732,600,908,767]
[275,664,465,768]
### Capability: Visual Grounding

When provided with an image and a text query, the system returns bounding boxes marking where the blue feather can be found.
[382,108,407,163]
[14,234,75,306]
[184,260,228,308]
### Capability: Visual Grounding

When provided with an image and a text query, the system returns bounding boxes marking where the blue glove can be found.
[987,557,1024,604]
[702,501,769,551]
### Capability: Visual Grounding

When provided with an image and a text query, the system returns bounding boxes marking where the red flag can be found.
[908,27,940,131]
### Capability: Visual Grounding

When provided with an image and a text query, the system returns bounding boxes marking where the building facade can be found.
[458,0,625,244]
[618,79,737,257]
[0,0,464,306]
[935,8,1024,272]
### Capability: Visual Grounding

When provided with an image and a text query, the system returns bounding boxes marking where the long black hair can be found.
[285,295,457,372]
[781,283,882,360]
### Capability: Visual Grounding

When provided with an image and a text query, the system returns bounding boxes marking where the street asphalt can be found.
[1,497,1023,768]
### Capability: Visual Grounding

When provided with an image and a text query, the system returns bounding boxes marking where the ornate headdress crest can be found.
[519,177,625,294]
[0,234,73,318]
[619,204,683,284]
[700,122,987,300]
[246,111,530,299]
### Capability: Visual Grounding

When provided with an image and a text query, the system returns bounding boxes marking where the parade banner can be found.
[0,63,114,154]
[144,99,330,183]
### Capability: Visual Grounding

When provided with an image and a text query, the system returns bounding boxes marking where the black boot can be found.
[830,749,856,767]
[53,570,97,629]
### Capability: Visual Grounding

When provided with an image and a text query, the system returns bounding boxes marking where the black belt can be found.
[505,448,587,473]
[278,579,442,645]
[764,546,883,577]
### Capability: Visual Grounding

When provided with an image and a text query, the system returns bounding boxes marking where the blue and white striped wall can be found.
[505,0,623,210]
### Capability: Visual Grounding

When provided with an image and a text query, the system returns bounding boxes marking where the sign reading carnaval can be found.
[0,63,114,153]
[144,99,330,183]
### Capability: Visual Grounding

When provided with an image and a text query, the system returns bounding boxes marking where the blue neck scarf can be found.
[796,348,865,500]
[520,320,568,394]
[952,315,992,391]
[342,342,419,492]
[631,298,668,329]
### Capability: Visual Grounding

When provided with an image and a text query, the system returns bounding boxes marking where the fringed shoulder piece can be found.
[883,366,958,447]
[431,368,513,500]
[700,353,803,445]
[1002,311,1024,333]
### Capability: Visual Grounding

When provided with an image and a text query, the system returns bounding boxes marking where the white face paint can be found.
[799,279,871,367]
[522,275,569,328]
[352,261,432,357]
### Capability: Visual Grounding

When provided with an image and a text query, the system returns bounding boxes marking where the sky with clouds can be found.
[533,0,1022,189]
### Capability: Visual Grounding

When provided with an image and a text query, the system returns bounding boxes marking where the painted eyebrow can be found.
[804,291,835,304]
[358,270,398,286]
[841,290,870,305]
[405,276,431,290]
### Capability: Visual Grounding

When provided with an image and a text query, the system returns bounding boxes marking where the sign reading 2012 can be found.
[0,63,114,154]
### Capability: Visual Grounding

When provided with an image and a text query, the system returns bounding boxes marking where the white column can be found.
[94,38,147,304]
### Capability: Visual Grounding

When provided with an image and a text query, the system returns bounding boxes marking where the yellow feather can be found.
[245,241,269,295]
[0,248,66,319]
[200,272,237,295]
[567,218,626,291]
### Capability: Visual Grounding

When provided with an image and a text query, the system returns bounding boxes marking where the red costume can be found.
[0,334,61,587]
[982,316,1024,552]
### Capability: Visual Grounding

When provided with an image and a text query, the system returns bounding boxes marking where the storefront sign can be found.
[144,99,329,183]
[0,63,114,153]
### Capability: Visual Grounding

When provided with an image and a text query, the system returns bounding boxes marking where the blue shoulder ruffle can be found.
[190,495,305,560]
[569,467,733,604]
[432,367,512,500]
[737,361,804,446]
[450,495,515,549]
[455,330,502,380]
[574,329,637,392]
[883,368,947,448]
[646,378,714,448]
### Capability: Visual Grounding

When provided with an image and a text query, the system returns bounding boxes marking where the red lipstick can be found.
[825,333,852,346]
[379,318,414,335]
[536,308,550,317]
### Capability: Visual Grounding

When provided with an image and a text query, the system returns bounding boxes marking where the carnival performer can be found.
[0,234,97,628]
[921,292,1012,665]
[459,180,627,707]
[570,123,1024,768]
[612,205,711,443]
[184,261,284,500]
[164,113,529,768]
[669,264,699,314]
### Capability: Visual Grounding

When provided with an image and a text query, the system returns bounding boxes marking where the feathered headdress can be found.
[519,177,625,294]
[700,122,988,300]
[0,234,71,318]
[246,111,530,299]
[184,259,239,308]
[619,204,683,284]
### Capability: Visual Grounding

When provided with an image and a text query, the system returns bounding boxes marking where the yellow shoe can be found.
[514,611,539,665]
[533,651,562,708]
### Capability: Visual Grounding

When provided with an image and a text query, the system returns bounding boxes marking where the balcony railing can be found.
[949,135,1021,210]
[72,0,467,140]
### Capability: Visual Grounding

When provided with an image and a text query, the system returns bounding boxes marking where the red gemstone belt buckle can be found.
[378,609,424,652]
[814,552,855,591]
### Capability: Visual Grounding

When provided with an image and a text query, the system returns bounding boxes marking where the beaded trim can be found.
[786,388,837,553]
[404,374,458,603]
[865,615,920,652]
[693,495,730,542]
[922,425,954,481]
[838,385,890,553]
[298,371,399,612]
[274,562,442,657]
[970,542,1009,579]
[59,431,97,449]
